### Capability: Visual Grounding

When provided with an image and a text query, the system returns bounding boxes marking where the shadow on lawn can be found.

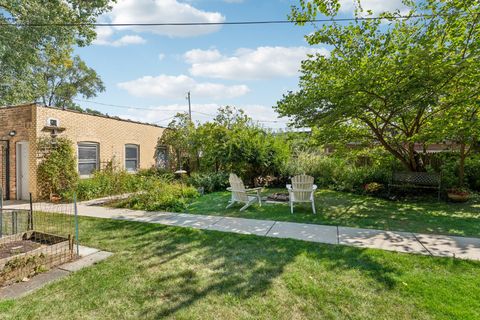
[187,190,480,237]
[92,219,401,318]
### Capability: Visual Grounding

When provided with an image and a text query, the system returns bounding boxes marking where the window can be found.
[125,144,139,172]
[78,143,99,177]
[156,146,168,169]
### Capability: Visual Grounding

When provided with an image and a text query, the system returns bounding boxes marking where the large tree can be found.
[32,45,105,109]
[158,113,197,171]
[158,107,291,182]
[276,0,480,171]
[0,0,112,104]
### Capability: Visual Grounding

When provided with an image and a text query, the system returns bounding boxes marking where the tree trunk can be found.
[362,118,424,172]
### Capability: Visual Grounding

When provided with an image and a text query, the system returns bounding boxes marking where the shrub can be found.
[115,180,199,212]
[281,150,392,192]
[465,154,480,191]
[331,165,390,192]
[137,167,175,181]
[37,138,79,200]
[187,172,229,193]
[63,169,146,201]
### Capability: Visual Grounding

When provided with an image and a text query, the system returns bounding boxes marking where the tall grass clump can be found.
[114,179,199,212]
[282,149,392,192]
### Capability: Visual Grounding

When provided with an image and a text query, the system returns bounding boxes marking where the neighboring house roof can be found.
[0,103,166,129]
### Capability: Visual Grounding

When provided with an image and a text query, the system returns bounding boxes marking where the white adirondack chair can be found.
[226,173,262,211]
[287,174,317,214]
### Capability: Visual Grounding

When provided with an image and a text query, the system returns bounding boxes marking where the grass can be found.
[0,216,479,319]
[186,189,480,238]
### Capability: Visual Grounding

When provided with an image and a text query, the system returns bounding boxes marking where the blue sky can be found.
[75,0,406,128]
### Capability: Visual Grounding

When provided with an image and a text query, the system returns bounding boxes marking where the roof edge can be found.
[1,103,166,129]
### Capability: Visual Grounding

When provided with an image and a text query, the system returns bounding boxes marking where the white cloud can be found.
[117,74,249,99]
[158,53,166,61]
[223,0,244,3]
[184,49,223,63]
[339,0,409,14]
[93,26,146,46]
[101,0,225,38]
[185,46,329,80]
[109,35,146,47]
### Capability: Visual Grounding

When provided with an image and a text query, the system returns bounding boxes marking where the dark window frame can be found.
[125,144,140,172]
[156,145,169,169]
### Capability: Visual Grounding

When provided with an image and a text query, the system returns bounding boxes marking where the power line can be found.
[74,98,215,116]
[153,115,177,124]
[0,13,464,28]
[73,98,184,112]
[74,98,289,124]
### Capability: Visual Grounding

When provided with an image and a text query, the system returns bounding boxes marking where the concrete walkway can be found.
[4,202,480,261]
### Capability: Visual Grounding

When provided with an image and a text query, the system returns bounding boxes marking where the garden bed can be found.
[0,231,74,286]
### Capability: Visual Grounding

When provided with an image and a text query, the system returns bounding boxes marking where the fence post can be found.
[28,192,33,230]
[74,193,79,256]
[12,211,17,234]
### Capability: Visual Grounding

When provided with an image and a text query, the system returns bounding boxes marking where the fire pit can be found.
[266,193,290,203]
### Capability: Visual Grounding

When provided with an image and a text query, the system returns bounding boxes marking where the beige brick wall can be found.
[1,104,165,200]
[35,106,165,173]
[0,104,37,200]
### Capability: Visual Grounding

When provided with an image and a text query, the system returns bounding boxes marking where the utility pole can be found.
[186,91,192,121]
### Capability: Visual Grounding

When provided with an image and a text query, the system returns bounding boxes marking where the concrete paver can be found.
[0,269,70,300]
[267,222,338,244]
[59,251,113,272]
[142,213,222,229]
[77,245,100,257]
[338,227,429,255]
[207,217,275,236]
[414,233,480,260]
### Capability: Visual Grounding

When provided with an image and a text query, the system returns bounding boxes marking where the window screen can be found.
[125,144,139,172]
[78,143,99,176]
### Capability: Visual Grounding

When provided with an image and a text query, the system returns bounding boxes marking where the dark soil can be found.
[0,240,42,259]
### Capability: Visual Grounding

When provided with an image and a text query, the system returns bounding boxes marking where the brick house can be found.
[0,103,167,201]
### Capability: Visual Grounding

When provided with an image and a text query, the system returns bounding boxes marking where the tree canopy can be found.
[276,0,480,172]
[31,45,105,109]
[0,0,112,104]
[158,106,291,182]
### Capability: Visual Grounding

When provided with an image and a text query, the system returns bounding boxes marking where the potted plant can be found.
[446,187,470,202]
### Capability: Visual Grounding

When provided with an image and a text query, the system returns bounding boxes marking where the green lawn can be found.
[187,189,480,238]
[1,217,479,319]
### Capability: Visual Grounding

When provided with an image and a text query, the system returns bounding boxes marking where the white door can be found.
[16,142,30,200]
